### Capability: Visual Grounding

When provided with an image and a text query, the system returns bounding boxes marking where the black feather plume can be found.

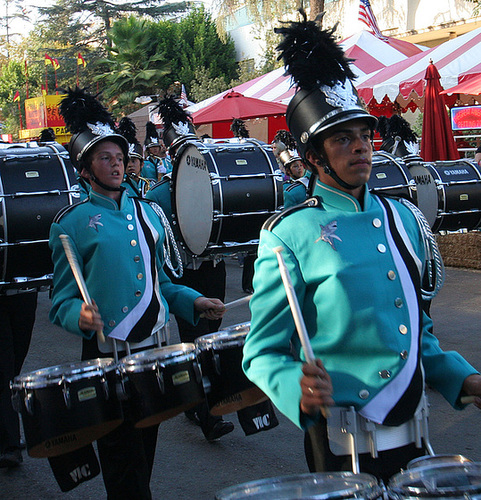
[231,118,250,138]
[59,87,115,134]
[273,129,297,150]
[275,9,355,91]
[156,95,192,129]
[376,115,389,139]
[145,121,158,139]
[118,117,138,144]
[387,115,417,143]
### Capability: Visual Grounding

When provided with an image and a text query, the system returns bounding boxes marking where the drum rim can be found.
[407,454,473,470]
[118,342,196,371]
[216,471,381,499]
[195,329,249,348]
[12,358,116,389]
[389,462,481,493]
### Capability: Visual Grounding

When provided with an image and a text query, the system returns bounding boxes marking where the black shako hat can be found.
[156,95,196,154]
[144,121,161,149]
[59,87,128,171]
[118,117,144,161]
[275,10,377,159]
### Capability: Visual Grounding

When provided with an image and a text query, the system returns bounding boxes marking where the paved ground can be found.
[1,261,481,499]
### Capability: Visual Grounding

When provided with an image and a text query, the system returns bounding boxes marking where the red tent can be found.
[192,91,287,141]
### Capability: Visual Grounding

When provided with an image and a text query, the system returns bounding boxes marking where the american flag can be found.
[358,0,387,40]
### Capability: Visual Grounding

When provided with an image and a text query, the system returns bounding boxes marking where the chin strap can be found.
[322,163,361,190]
[87,166,123,192]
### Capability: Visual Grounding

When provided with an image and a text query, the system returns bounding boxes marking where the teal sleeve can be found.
[48,222,95,339]
[242,229,308,430]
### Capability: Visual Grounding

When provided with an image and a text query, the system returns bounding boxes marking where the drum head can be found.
[173,143,213,255]
[12,358,116,389]
[215,472,382,500]
[408,163,438,229]
[195,327,250,350]
[119,343,196,372]
[388,463,481,499]
[407,454,472,470]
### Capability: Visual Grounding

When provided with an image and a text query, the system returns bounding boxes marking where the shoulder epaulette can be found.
[263,196,320,232]
[149,176,171,191]
[285,180,307,193]
[53,198,89,223]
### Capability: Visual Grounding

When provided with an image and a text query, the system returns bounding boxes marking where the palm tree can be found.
[95,16,171,115]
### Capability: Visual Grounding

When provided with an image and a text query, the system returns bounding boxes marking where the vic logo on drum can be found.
[186,155,207,171]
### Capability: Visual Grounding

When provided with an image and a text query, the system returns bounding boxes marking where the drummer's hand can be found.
[79,300,104,332]
[461,374,481,410]
[300,359,334,416]
[194,297,226,320]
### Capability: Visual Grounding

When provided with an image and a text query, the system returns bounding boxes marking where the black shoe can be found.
[0,448,23,468]
[205,420,234,442]
[243,287,254,294]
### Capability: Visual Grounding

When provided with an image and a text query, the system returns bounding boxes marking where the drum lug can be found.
[100,373,109,400]
[193,360,202,384]
[24,391,35,416]
[10,391,21,413]
[61,377,71,409]
[155,361,165,394]
[116,369,129,401]
[213,353,221,376]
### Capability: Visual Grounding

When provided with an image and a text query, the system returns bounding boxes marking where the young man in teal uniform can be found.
[142,122,173,181]
[50,88,225,498]
[242,13,481,482]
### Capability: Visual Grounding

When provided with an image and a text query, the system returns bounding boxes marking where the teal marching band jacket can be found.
[243,180,478,430]
[49,189,201,343]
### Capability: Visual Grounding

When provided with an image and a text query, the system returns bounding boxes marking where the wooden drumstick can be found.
[199,295,252,318]
[273,246,329,418]
[461,396,477,405]
[59,234,105,343]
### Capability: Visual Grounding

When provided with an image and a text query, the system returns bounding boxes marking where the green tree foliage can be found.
[96,16,171,117]
[0,60,27,136]
[151,6,238,95]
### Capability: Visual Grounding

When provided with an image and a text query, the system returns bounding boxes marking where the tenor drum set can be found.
[369,151,481,233]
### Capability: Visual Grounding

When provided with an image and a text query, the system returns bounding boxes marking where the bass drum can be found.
[171,138,283,256]
[428,159,481,232]
[369,152,417,204]
[0,143,79,286]
[215,472,383,500]
[402,155,439,229]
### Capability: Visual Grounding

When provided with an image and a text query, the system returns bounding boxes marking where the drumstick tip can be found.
[273,246,284,254]
[97,330,106,343]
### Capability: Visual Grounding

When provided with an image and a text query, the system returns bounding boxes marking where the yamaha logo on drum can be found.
[445,168,470,176]
[186,154,207,171]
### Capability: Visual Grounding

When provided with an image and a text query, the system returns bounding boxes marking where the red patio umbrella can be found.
[192,91,287,125]
[420,61,459,161]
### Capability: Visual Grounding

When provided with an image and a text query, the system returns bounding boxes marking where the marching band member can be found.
[142,121,172,181]
[50,88,225,498]
[118,117,150,197]
[242,12,481,483]
[146,96,234,442]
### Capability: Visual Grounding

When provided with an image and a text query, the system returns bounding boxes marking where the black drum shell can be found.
[0,143,78,283]
[196,326,267,415]
[369,152,417,204]
[120,355,205,428]
[11,365,123,458]
[429,159,481,232]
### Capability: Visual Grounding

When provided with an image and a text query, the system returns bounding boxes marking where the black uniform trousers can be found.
[0,291,37,453]
[81,339,158,500]
[304,416,425,484]
[170,260,227,436]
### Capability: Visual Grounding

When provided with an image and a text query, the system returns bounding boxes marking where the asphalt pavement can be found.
[1,261,481,499]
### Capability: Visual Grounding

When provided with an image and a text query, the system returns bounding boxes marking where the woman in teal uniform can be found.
[243,14,481,482]
[50,88,225,499]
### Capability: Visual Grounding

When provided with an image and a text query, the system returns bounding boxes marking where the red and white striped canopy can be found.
[358,26,481,108]
[187,30,425,114]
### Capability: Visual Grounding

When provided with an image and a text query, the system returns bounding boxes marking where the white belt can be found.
[326,393,433,472]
